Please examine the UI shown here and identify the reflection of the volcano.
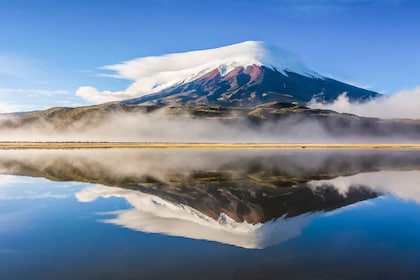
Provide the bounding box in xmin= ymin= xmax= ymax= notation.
xmin=0 ymin=149 xmax=419 ymax=248
xmin=76 ymin=185 xmax=315 ymax=249
xmin=75 ymin=168 xmax=420 ymax=249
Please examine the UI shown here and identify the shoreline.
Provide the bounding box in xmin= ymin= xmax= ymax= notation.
xmin=0 ymin=142 xmax=420 ymax=149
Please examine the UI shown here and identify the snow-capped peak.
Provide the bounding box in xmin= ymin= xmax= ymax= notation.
xmin=79 ymin=41 xmax=321 ymax=103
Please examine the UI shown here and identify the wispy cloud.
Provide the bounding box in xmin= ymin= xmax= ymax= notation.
xmin=0 ymin=88 xmax=71 ymax=97
xmin=0 ymin=54 xmax=44 ymax=84
xmin=268 ymin=0 xmax=404 ymax=8
xmin=0 ymin=55 xmax=29 ymax=79
xmin=253 ymin=0 xmax=406 ymax=15
xmin=0 ymin=88 xmax=79 ymax=113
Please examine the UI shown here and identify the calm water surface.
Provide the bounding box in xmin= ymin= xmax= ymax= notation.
xmin=0 ymin=149 xmax=419 ymax=279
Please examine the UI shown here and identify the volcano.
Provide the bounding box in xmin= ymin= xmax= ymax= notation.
xmin=78 ymin=41 xmax=381 ymax=107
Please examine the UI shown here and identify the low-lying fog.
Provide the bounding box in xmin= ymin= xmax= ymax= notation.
xmin=0 ymin=108 xmax=418 ymax=143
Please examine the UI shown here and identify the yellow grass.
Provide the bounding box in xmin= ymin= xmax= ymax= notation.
xmin=0 ymin=142 xmax=420 ymax=149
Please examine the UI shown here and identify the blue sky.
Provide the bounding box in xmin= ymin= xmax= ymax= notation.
xmin=0 ymin=0 xmax=419 ymax=112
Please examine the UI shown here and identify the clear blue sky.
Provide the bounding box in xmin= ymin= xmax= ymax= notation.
xmin=0 ymin=0 xmax=419 ymax=111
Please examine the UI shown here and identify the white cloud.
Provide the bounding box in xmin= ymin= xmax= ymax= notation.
xmin=308 ymin=87 xmax=420 ymax=119
xmin=76 ymin=41 xmax=319 ymax=104
xmin=75 ymin=86 xmax=133 ymax=103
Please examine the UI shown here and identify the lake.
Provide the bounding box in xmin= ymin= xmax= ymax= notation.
xmin=0 ymin=149 xmax=419 ymax=279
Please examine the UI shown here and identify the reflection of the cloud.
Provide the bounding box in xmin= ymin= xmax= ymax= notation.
xmin=0 ymin=175 xmax=24 ymax=188
xmin=76 ymin=185 xmax=315 ymax=249
xmin=307 ymin=170 xmax=420 ymax=204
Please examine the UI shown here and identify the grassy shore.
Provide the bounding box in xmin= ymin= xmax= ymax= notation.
xmin=0 ymin=142 xmax=420 ymax=149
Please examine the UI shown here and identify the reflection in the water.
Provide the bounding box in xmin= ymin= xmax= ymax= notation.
xmin=0 ymin=149 xmax=419 ymax=249
xmin=0 ymin=149 xmax=399 ymax=223
xmin=1 ymin=149 xmax=420 ymax=279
